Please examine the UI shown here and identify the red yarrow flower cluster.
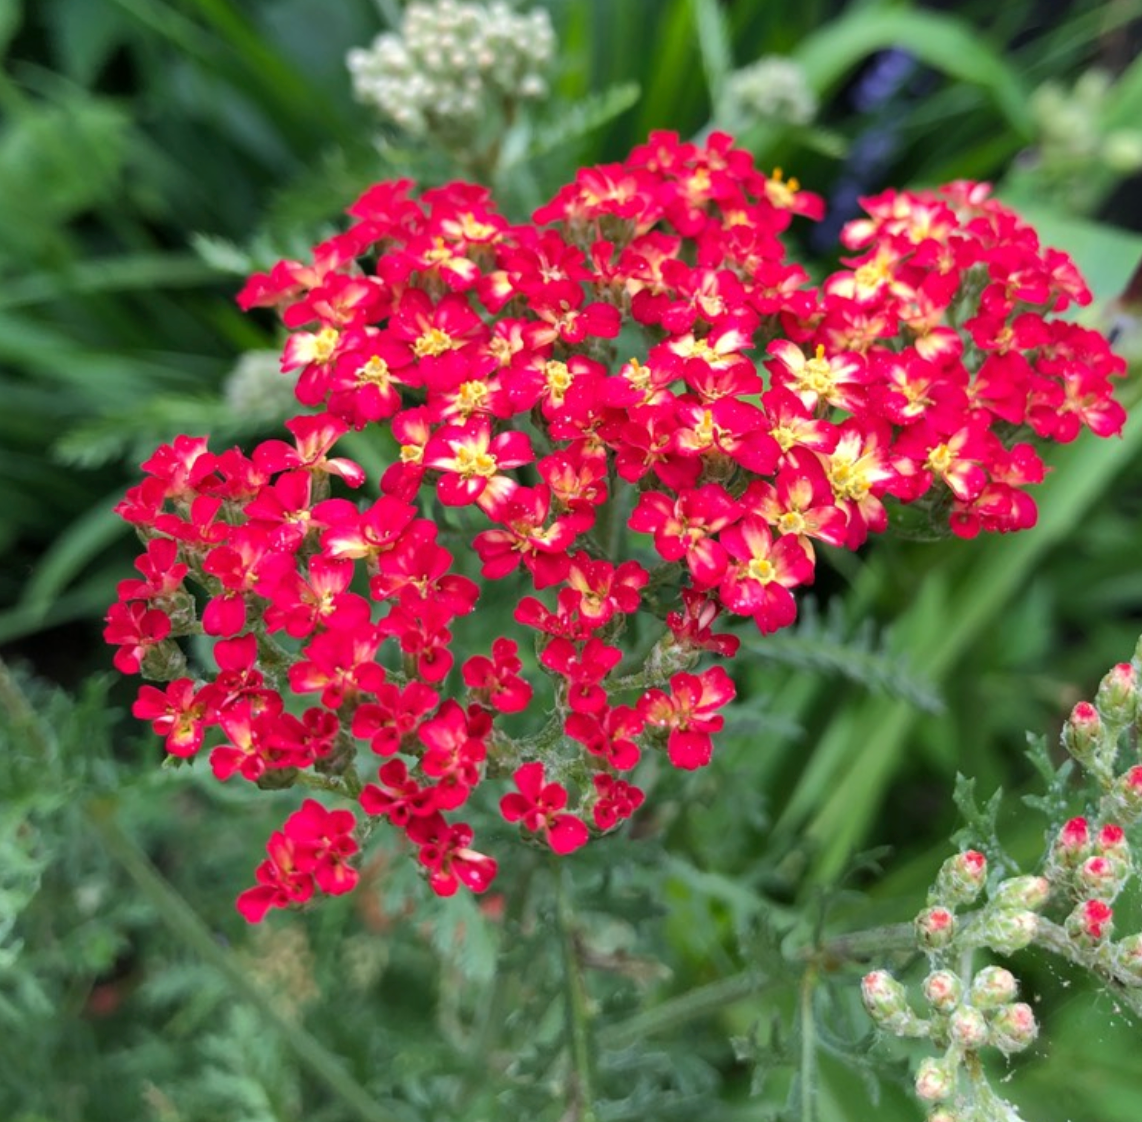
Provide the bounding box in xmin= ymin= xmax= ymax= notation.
xmin=105 ymin=132 xmax=1125 ymax=921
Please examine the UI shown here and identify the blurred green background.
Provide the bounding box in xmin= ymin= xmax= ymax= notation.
xmin=3 ymin=1 xmax=1142 ymax=1119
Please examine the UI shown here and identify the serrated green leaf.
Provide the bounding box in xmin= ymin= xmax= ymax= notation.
xmin=510 ymin=82 xmax=641 ymax=167
xmin=738 ymin=597 xmax=944 ymax=714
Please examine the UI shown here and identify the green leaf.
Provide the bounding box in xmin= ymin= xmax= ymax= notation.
xmin=688 ymin=0 xmax=733 ymax=111
xmin=0 ymin=95 xmax=131 ymax=260
xmin=509 ymin=82 xmax=641 ymax=167
xmin=17 ymin=496 xmax=127 ymax=613
xmin=793 ymin=8 xmax=1034 ymax=139
xmin=737 ymin=597 xmax=944 ymax=714
xmin=0 ymin=0 xmax=20 ymax=60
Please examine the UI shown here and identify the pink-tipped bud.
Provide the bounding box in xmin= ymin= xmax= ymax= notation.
xmin=922 ymin=970 xmax=962 ymax=1013
xmin=1096 ymin=822 xmax=1130 ymax=860
xmin=915 ymin=906 xmax=956 ymax=950
xmin=989 ymin=1002 xmax=1038 ymax=1054
xmin=1111 ymin=766 xmax=1142 ymax=822
xmin=948 ymin=1005 xmax=989 ymax=1050
xmin=1096 ymin=662 xmax=1137 ymax=727
xmin=861 ymin=970 xmax=915 ymax=1032
xmin=1066 ymin=898 xmax=1114 ymax=944
xmin=1052 ymin=817 xmax=1091 ymax=868
xmin=914 ymin=1055 xmax=956 ymax=1102
xmin=934 ymin=850 xmax=987 ymax=906
xmin=992 ymin=874 xmax=1051 ymax=911
xmin=1062 ymin=700 xmax=1103 ymax=765
xmin=970 ymin=965 xmax=1018 ymax=1009
xmin=973 ymin=909 xmax=1039 ymax=955
xmin=1076 ymin=855 xmax=1129 ymax=900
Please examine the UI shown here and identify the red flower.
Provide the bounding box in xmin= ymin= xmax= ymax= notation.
xmin=639 ymin=666 xmax=737 ymax=769
xmin=500 ymin=762 xmax=589 ymax=854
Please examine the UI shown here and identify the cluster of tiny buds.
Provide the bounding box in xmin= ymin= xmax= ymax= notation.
xmin=347 ymin=0 xmax=554 ymax=141
xmin=1030 ymin=69 xmax=1142 ymax=179
xmin=865 ymin=645 xmax=1142 ymax=1116
xmin=862 ymin=961 xmax=1038 ymax=1104
xmin=724 ymin=56 xmax=818 ymax=128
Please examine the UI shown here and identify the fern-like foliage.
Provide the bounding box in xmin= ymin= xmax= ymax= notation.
xmin=511 ymin=83 xmax=641 ymax=166
xmin=737 ymin=597 xmax=945 ymax=713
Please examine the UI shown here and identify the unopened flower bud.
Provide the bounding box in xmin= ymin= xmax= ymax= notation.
xmin=861 ymin=970 xmax=919 ymax=1033
xmin=991 ymin=874 xmax=1051 ymax=911
xmin=915 ymin=1055 xmax=956 ymax=1102
xmin=141 ymin=639 xmax=189 ymax=681
xmin=972 ymin=909 xmax=1039 ymax=954
xmin=926 ymin=1109 xmax=964 ymax=1122
xmin=1062 ymin=700 xmax=1102 ymax=766
xmin=1111 ymin=766 xmax=1142 ymax=822
xmin=1112 ymin=932 xmax=1142 ymax=984
xmin=1066 ymin=898 xmax=1114 ymax=944
xmin=1076 ymin=855 xmax=1129 ymax=899
xmin=916 ymin=906 xmax=956 ymax=950
xmin=948 ymin=1005 xmax=989 ymax=1049
xmin=1096 ymin=662 xmax=1137 ymax=727
xmin=923 ymin=970 xmax=962 ymax=1013
xmin=1096 ymin=822 xmax=1130 ymax=860
xmin=989 ymin=1001 xmax=1038 ymax=1054
xmin=1052 ymin=817 xmax=1091 ymax=869
xmin=933 ymin=850 xmax=987 ymax=906
xmin=970 ymin=965 xmax=1019 ymax=1009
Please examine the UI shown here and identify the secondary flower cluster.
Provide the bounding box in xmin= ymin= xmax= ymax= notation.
xmin=863 ymin=648 xmax=1142 ymax=1119
xmin=105 ymin=131 xmax=1125 ymax=921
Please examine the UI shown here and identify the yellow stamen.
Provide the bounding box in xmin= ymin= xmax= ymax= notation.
xmin=414 ymin=327 xmax=455 ymax=358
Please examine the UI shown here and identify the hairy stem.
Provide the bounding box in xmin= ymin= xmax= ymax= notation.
xmin=556 ymin=863 xmax=600 ymax=1121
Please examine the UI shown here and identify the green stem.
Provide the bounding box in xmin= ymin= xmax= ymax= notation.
xmin=599 ymin=970 xmax=775 ymax=1048
xmin=802 ymin=922 xmax=918 ymax=968
xmin=800 ymin=968 xmax=818 ymax=1122
xmin=555 ymin=863 xmax=600 ymax=1122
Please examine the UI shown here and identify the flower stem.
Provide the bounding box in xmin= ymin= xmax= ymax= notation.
xmin=800 ymin=967 xmax=818 ymax=1122
xmin=555 ymin=862 xmax=600 ymax=1121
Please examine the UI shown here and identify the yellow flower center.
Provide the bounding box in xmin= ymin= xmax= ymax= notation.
xmin=795 ymin=344 xmax=836 ymax=398
xmin=423 ymin=237 xmax=456 ymax=265
xmin=456 ymin=381 xmax=489 ymax=414
xmin=926 ymin=444 xmax=953 ymax=474
xmin=544 ymin=360 xmax=573 ymax=395
xmin=312 ymin=326 xmax=340 ymax=364
xmin=399 ymin=444 xmax=423 ymax=464
xmin=765 ymin=168 xmax=801 ymax=209
xmin=357 ymin=355 xmax=391 ymax=387
xmin=828 ymin=458 xmax=871 ymax=502
xmin=414 ymin=327 xmax=455 ymax=358
xmin=455 ymin=445 xmax=499 ymax=479
xmin=489 ymin=337 xmax=515 ymax=366
xmin=747 ymin=557 xmax=776 ymax=584
xmin=777 ymin=511 xmax=806 ymax=536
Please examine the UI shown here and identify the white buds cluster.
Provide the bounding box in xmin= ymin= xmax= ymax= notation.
xmin=724 ymin=56 xmax=817 ymax=127
xmin=347 ymin=1 xmax=555 ymax=142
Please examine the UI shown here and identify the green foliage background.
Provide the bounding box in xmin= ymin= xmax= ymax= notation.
xmin=3 ymin=1 xmax=1142 ymax=1120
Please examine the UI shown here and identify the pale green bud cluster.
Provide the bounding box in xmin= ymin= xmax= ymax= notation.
xmin=1031 ymin=69 xmax=1142 ymax=176
xmin=224 ymin=349 xmax=299 ymax=425
xmin=724 ymin=56 xmax=817 ymax=127
xmin=347 ymin=1 xmax=554 ymax=141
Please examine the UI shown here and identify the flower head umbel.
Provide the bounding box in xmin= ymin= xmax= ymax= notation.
xmin=107 ymin=131 xmax=1126 ymax=923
